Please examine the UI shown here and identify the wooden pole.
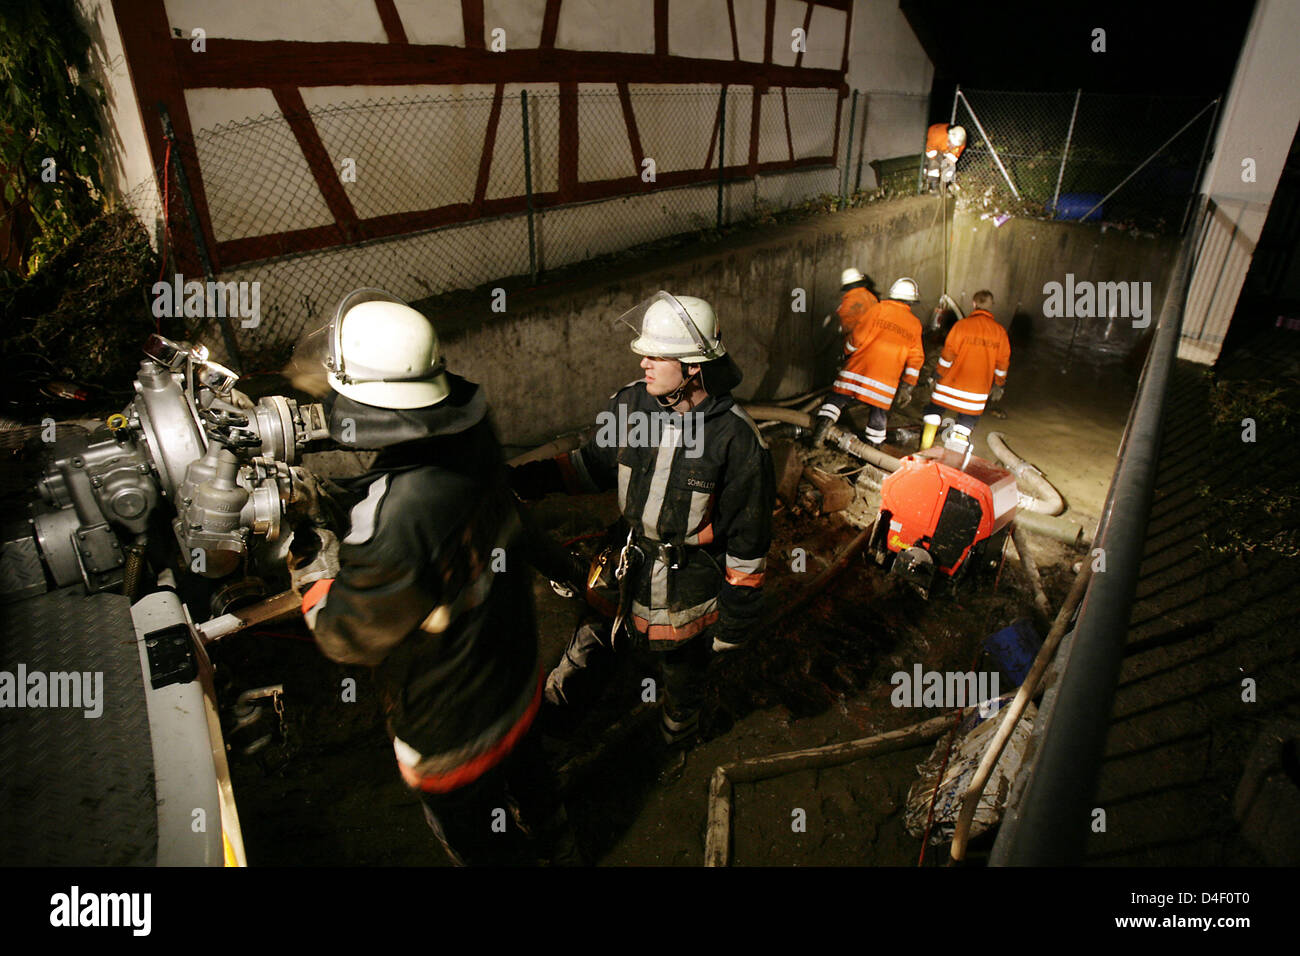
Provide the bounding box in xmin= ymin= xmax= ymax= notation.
xmin=704 ymin=710 xmax=962 ymax=866
xmin=949 ymin=560 xmax=1094 ymax=862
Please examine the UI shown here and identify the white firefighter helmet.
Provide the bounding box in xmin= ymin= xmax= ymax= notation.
xmin=323 ymin=289 xmax=450 ymax=409
xmin=888 ymin=277 xmax=920 ymax=302
xmin=948 ymin=125 xmax=966 ymax=148
xmin=841 ymin=267 xmax=865 ymax=287
xmin=622 ymin=291 xmax=726 ymax=363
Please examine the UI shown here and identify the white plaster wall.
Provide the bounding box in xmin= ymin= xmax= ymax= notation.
xmin=1180 ymin=0 xmax=1300 ymax=363
xmin=577 ymin=84 xmax=637 ymax=181
xmin=732 ymin=0 xmax=766 ymax=62
xmin=667 ymin=0 xmax=732 ymax=61
xmin=631 ymin=84 xmax=723 ymax=174
xmin=484 ymin=0 xmax=548 ymax=48
xmin=184 ymin=88 xmax=334 ymax=240
xmin=78 ymin=0 xmax=161 ymax=227
xmin=756 ymin=88 xmax=789 ymax=163
xmin=489 ymin=83 xmax=561 ymax=199
xmin=803 ymin=3 xmax=845 ymax=71
xmin=787 ymin=87 xmax=838 ymax=159
xmin=164 ymin=0 xmax=387 ymax=42
xmin=556 ymin=0 xmax=655 ymax=53
xmin=843 ymin=1 xmax=933 ymax=188
xmin=768 ymin=0 xmax=805 ymax=68
xmin=392 ymin=0 xmax=465 ymax=45
xmin=845 ymin=0 xmax=931 ymax=95
xmin=857 ymin=92 xmax=929 ymax=186
xmin=304 ymin=84 xmax=497 ymax=217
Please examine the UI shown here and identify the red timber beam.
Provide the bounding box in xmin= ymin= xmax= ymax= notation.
xmin=272 ymin=87 xmax=360 ymax=243
xmin=110 ymin=0 xmax=220 ymax=274
xmin=462 ymin=0 xmax=485 ymax=49
xmin=472 ymin=84 xmax=505 ymax=211
xmin=171 ymin=41 xmax=844 ymax=90
xmin=558 ymin=82 xmax=579 ymax=201
xmin=726 ymin=0 xmax=740 ymax=61
xmin=540 ymin=0 xmax=562 ymax=48
xmin=616 ymin=82 xmax=646 ymax=173
xmin=374 ymin=0 xmax=409 ymax=44
xmin=832 ymin=0 xmax=853 ymax=166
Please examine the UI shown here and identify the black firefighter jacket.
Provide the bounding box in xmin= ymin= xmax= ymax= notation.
xmin=519 ymin=381 xmax=775 ymax=649
xmin=301 ymin=375 xmax=541 ymax=793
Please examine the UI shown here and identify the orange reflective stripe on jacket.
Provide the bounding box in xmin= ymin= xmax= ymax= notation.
xmin=932 ymin=309 xmax=1011 ymax=415
xmin=834 ymin=299 xmax=925 ymax=410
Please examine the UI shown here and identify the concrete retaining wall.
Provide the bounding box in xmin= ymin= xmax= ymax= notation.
xmin=434 ymin=196 xmax=1179 ymax=447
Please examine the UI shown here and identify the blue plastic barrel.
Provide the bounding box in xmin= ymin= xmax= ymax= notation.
xmin=983 ymin=618 xmax=1042 ymax=687
xmin=1050 ymin=193 xmax=1104 ymax=221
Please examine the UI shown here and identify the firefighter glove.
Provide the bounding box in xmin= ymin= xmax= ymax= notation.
xmin=288 ymin=526 xmax=340 ymax=595
xmin=896 ymin=383 xmax=914 ymax=407
xmin=989 ymin=384 xmax=1004 ymax=404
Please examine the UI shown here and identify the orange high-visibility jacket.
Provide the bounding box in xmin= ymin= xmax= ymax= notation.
xmin=834 ymin=299 xmax=924 ymax=410
xmin=932 ymin=309 xmax=1010 ymax=415
xmin=836 ymin=286 xmax=879 ymax=346
xmin=925 ymin=123 xmax=965 ymax=162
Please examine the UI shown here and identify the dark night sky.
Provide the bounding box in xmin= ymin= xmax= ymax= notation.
xmin=900 ymin=0 xmax=1258 ymax=118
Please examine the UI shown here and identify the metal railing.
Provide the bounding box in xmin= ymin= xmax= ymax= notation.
xmin=989 ymin=194 xmax=1213 ymax=864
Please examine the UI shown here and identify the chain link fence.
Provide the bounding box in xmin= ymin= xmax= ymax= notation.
xmin=121 ymin=85 xmax=851 ymax=366
xmin=949 ymin=88 xmax=1218 ymax=235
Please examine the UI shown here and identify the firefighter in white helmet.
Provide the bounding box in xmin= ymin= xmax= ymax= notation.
xmin=511 ymin=291 xmax=774 ymax=756
xmin=834 ymin=267 xmax=879 ymax=343
xmin=924 ymin=123 xmax=967 ymax=193
xmin=813 ymin=277 xmax=925 ymax=446
xmin=288 ymin=288 xmax=577 ymax=865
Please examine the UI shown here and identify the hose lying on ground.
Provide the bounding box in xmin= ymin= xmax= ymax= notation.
xmin=986 ymin=431 xmax=1065 ymax=516
xmin=741 ymin=405 xmax=1086 ymax=545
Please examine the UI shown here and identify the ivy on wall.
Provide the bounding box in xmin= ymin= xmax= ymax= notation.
xmin=1 ymin=0 xmax=107 ymax=278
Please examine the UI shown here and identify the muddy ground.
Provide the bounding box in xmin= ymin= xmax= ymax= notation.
xmin=212 ymin=337 xmax=1128 ymax=867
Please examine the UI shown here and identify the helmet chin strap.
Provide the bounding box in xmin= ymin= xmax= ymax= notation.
xmin=654 ymin=363 xmax=700 ymax=409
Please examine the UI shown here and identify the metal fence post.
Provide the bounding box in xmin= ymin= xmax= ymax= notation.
xmin=957 ymin=89 xmax=1021 ymax=200
xmin=854 ymin=93 xmax=868 ymax=192
xmin=158 ymin=103 xmax=243 ymax=370
xmin=1052 ymin=88 xmax=1081 ymax=216
xmin=841 ymin=89 xmax=858 ymax=208
xmin=1180 ymin=97 xmax=1221 ymax=235
xmin=717 ymin=85 xmax=726 ymax=230
xmin=521 ymin=90 xmax=538 ymax=283
xmin=1079 ymin=98 xmax=1220 ymax=222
